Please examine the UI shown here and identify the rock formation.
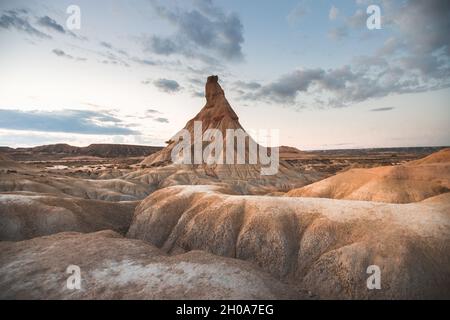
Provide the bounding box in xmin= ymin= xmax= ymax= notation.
xmin=142 ymin=76 xmax=245 ymax=166
xmin=127 ymin=184 xmax=450 ymax=299
xmin=130 ymin=76 xmax=320 ymax=194
xmin=286 ymin=148 xmax=450 ymax=203
xmin=0 ymin=193 xmax=137 ymax=241
xmin=0 ymin=230 xmax=302 ymax=299
xmin=0 ymin=154 xmax=153 ymax=241
xmin=0 ymin=170 xmax=151 ymax=201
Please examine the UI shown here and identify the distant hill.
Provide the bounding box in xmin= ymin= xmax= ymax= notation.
xmin=1 ymin=143 xmax=163 ymax=161
xmin=286 ymin=148 xmax=450 ymax=203
xmin=78 ymin=144 xmax=162 ymax=158
xmin=0 ymin=153 xmax=11 ymax=161
xmin=278 ymin=145 xmax=305 ymax=159
xmin=26 ymin=144 xmax=81 ymax=154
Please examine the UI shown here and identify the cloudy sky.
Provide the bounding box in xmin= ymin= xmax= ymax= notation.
xmin=0 ymin=0 xmax=449 ymax=149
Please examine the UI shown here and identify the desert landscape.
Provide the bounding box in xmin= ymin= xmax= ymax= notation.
xmin=1 ymin=76 xmax=449 ymax=300
xmin=1 ymin=0 xmax=449 ymax=303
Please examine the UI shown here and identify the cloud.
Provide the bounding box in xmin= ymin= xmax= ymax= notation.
xmin=385 ymin=0 xmax=450 ymax=56
xmin=287 ymin=3 xmax=308 ymax=25
xmin=146 ymin=0 xmax=244 ymax=62
xmin=1 ymin=10 xmax=83 ymax=40
xmin=99 ymin=51 xmax=130 ymax=67
xmin=370 ymin=107 xmax=395 ymax=112
xmin=37 ymin=16 xmax=65 ymax=34
xmin=234 ymin=80 xmax=261 ymax=90
xmin=0 ymin=109 xmax=138 ymax=135
xmin=135 ymin=109 xmax=169 ymax=122
xmin=82 ymin=102 xmax=109 ymax=109
xmin=327 ymin=8 xmax=365 ymax=41
xmin=346 ymin=8 xmax=366 ymax=29
xmin=249 ymin=0 xmax=450 ymax=108
xmin=376 ymin=37 xmax=404 ymax=56
xmin=326 ymin=7 xmax=367 ymax=42
xmin=99 ymin=41 xmax=129 ymax=57
xmin=329 ymin=5 xmax=339 ymax=20
xmin=153 ymin=78 xmax=181 ymax=93
xmin=145 ymin=109 xmax=161 ymax=115
xmin=188 ymin=78 xmax=204 ymax=86
xmin=37 ymin=15 xmax=84 ymax=39
xmin=149 ymin=36 xmax=178 ymax=55
xmin=52 ymin=49 xmax=86 ymax=61
xmin=191 ymin=91 xmax=204 ymax=98
xmin=253 ymin=69 xmax=324 ymax=103
xmin=245 ymin=58 xmax=448 ymax=107
xmin=52 ymin=49 xmax=72 ymax=58
xmin=154 ymin=117 xmax=169 ymax=123
xmin=0 ymin=10 xmax=50 ymax=39
xmin=328 ymin=26 xmax=348 ymax=40
xmin=97 ymin=40 xmax=160 ymax=67
xmin=99 ymin=41 xmax=113 ymax=49
xmin=131 ymin=56 xmax=156 ymax=66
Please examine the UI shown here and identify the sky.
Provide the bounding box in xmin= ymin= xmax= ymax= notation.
xmin=0 ymin=0 xmax=449 ymax=150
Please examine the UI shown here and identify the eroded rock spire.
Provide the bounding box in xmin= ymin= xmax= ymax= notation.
xmin=205 ymin=75 xmax=224 ymax=106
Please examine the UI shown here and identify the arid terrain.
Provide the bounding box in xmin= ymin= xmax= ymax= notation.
xmin=0 ymin=77 xmax=449 ymax=300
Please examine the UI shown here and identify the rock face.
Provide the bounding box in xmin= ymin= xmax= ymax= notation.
xmin=409 ymin=147 xmax=450 ymax=165
xmin=127 ymin=185 xmax=450 ymax=299
xmin=133 ymin=76 xmax=320 ymax=194
xmin=0 ymin=230 xmax=301 ymax=299
xmin=0 ymin=170 xmax=152 ymax=201
xmin=0 ymin=153 xmax=11 ymax=161
xmin=0 ymin=193 xmax=137 ymax=241
xmin=142 ymin=76 xmax=243 ymax=167
xmin=0 ymin=160 xmax=152 ymax=241
xmin=0 ymin=153 xmax=24 ymax=171
xmin=286 ymin=148 xmax=450 ymax=203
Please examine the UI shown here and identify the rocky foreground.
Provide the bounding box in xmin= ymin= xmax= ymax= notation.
xmin=1 ymin=179 xmax=449 ymax=299
xmin=127 ymin=185 xmax=450 ymax=299
xmin=0 ymin=231 xmax=301 ymax=299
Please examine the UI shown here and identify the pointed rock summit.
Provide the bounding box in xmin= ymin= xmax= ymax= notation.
xmin=205 ymin=75 xmax=224 ymax=104
xmin=142 ymin=75 xmax=247 ymax=166
xmin=183 ymin=75 xmax=243 ymax=136
xmin=138 ymin=75 xmax=317 ymax=192
xmin=202 ymin=75 xmax=239 ymax=122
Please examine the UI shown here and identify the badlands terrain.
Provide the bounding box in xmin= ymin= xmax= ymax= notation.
xmin=0 ymin=76 xmax=449 ymax=299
